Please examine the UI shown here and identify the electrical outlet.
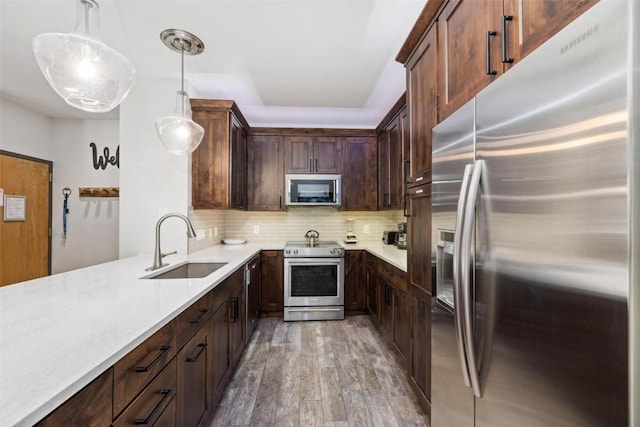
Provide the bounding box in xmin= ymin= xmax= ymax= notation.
xmin=208 ymin=228 xmax=213 ymax=238
xmin=196 ymin=229 xmax=205 ymax=241
xmin=363 ymin=225 xmax=370 ymax=234
xmin=214 ymin=227 xmax=218 ymax=236
xmin=253 ymin=225 xmax=260 ymax=234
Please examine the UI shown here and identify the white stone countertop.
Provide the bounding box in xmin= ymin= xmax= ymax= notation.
xmin=0 ymin=240 xmax=405 ymax=426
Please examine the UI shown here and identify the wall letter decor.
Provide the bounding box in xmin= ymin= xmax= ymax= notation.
xmin=90 ymin=143 xmax=119 ymax=170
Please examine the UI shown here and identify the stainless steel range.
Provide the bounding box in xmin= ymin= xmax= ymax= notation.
xmin=283 ymin=239 xmax=345 ymax=321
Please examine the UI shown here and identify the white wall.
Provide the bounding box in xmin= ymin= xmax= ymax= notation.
xmin=50 ymin=120 xmax=119 ymax=274
xmin=119 ymin=79 xmax=191 ymax=260
xmin=0 ymin=97 xmax=52 ymax=160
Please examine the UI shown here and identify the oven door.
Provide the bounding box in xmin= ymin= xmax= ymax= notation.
xmin=284 ymin=257 xmax=344 ymax=307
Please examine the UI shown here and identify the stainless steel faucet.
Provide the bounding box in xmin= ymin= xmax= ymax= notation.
xmin=146 ymin=213 xmax=197 ymax=271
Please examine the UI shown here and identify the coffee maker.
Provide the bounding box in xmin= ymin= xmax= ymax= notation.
xmin=397 ymin=222 xmax=407 ymax=249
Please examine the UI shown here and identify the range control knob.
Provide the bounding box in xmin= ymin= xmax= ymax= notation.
xmin=285 ymin=249 xmax=290 ymax=255
xmin=293 ymin=249 xmax=299 ymax=255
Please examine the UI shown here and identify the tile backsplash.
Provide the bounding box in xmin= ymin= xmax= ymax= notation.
xmin=189 ymin=208 xmax=405 ymax=251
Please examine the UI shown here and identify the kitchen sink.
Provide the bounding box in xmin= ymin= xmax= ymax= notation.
xmin=145 ymin=262 xmax=228 ymax=279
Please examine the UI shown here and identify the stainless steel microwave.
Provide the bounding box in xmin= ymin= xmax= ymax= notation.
xmin=285 ymin=174 xmax=342 ymax=207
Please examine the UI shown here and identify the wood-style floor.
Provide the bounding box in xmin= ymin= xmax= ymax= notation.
xmin=211 ymin=316 xmax=429 ymax=426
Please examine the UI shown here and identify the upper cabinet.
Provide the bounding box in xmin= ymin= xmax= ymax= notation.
xmin=505 ymin=0 xmax=600 ymax=65
xmin=342 ymin=136 xmax=378 ymax=211
xmin=406 ymin=24 xmax=437 ymax=186
xmin=247 ymin=134 xmax=284 ymax=211
xmin=191 ymin=100 xmax=250 ymax=210
xmin=437 ymin=0 xmax=600 ymax=120
xmin=284 ymin=135 xmax=342 ymax=174
xmin=438 ymin=0 xmax=504 ymax=120
xmin=377 ymin=99 xmax=406 ymax=210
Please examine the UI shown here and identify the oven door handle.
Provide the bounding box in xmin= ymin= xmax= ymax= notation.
xmin=286 ymin=308 xmax=343 ymax=312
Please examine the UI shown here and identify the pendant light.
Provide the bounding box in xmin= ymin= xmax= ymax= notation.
xmin=32 ymin=0 xmax=135 ymax=113
xmin=154 ymin=29 xmax=205 ymax=156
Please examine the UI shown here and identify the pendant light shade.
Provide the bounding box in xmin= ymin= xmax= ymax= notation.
xmin=155 ymin=29 xmax=205 ymax=156
xmin=155 ymin=91 xmax=204 ymax=155
xmin=32 ymin=0 xmax=135 ymax=113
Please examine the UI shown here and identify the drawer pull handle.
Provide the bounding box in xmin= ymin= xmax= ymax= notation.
xmin=416 ymin=176 xmax=424 ymax=182
xmin=187 ymin=343 xmax=207 ymax=362
xmin=230 ymin=297 xmax=239 ymax=322
xmin=135 ymin=345 xmax=171 ymax=372
xmin=189 ymin=308 xmax=210 ymax=324
xmin=501 ymin=15 xmax=514 ymax=63
xmin=135 ymin=389 xmax=172 ymax=425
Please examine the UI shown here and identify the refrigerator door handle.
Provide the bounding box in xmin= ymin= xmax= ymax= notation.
xmin=453 ymin=163 xmax=474 ymax=388
xmin=461 ymin=159 xmax=484 ymax=398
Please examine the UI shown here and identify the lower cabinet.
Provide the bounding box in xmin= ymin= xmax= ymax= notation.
xmin=35 ymin=368 xmax=113 ymax=427
xmin=367 ymin=253 xmax=410 ymax=369
xmin=37 ymin=263 xmax=252 ymax=427
xmin=260 ymin=250 xmax=284 ymax=314
xmin=345 ymin=250 xmax=367 ymax=313
xmin=409 ymin=284 xmax=431 ymax=413
xmin=177 ymin=324 xmax=213 ymax=427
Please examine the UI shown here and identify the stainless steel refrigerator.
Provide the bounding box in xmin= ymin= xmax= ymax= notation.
xmin=430 ymin=0 xmax=638 ymax=425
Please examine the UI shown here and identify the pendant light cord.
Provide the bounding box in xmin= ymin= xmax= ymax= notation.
xmin=180 ymin=42 xmax=185 ymax=115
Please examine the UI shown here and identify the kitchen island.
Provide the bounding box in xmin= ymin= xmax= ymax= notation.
xmin=0 ymin=241 xmax=405 ymax=426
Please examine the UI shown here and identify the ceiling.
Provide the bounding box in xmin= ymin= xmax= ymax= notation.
xmin=0 ymin=0 xmax=425 ymax=128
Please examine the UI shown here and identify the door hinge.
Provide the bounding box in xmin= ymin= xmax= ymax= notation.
xmin=49 ymin=227 xmax=52 ymax=238
xmin=49 ymin=173 xmax=53 ymax=183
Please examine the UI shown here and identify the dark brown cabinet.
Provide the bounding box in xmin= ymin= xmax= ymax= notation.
xmin=378 ymin=114 xmax=403 ymax=210
xmin=211 ymin=298 xmax=230 ymax=405
xmin=406 ymin=24 xmax=437 ymax=186
xmin=229 ymin=280 xmax=246 ymax=368
xmin=247 ymin=135 xmax=284 ymax=211
xmin=260 ymin=250 xmax=284 ymax=314
xmin=284 ymin=135 xmax=342 ymax=174
xmin=504 ymin=0 xmax=599 ymax=68
xmin=36 ymin=369 xmax=113 ymax=427
xmin=409 ymin=284 xmax=432 ymax=414
xmin=408 ymin=184 xmax=432 ymax=294
xmin=230 ymin=114 xmax=248 ymax=210
xmin=177 ymin=323 xmax=213 ymax=427
xmin=246 ymin=254 xmax=261 ymax=341
xmin=438 ymin=0 xmax=504 ymax=120
xmin=344 ymin=250 xmax=366 ymax=313
xmin=366 ymin=257 xmax=379 ymax=319
xmin=191 ymin=100 xmax=249 ymax=210
xmin=342 ymin=136 xmax=378 ymax=211
xmin=367 ymin=253 xmax=410 ymax=368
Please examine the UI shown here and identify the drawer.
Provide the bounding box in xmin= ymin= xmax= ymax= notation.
xmin=380 ymin=261 xmax=408 ymax=293
xmin=113 ymin=320 xmax=176 ymax=417
xmin=176 ymin=290 xmax=214 ymax=350
xmin=113 ymin=358 xmax=177 ymax=427
xmin=211 ymin=268 xmax=244 ymax=313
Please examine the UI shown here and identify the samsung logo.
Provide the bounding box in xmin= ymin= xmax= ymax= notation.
xmin=560 ymin=24 xmax=599 ymax=54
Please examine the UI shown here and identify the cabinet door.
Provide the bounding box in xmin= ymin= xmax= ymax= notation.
xmin=367 ymin=266 xmax=379 ymax=320
xmin=506 ymin=0 xmax=599 ymax=64
xmin=211 ymin=302 xmax=230 ymax=405
xmin=344 ymin=250 xmax=366 ymax=312
xmin=379 ymin=280 xmax=394 ymax=340
xmin=314 ymin=136 xmax=342 ymax=173
xmin=392 ymin=287 xmax=411 ymax=368
xmin=260 ymin=250 xmax=284 ymax=313
xmin=284 ymin=136 xmax=313 ymax=173
xmin=408 ymin=184 xmax=432 ymax=294
xmin=342 ymin=136 xmax=378 ymax=211
xmin=248 ymin=135 xmax=284 ymax=211
xmin=192 ymin=110 xmax=230 ymax=209
xmin=406 ymin=24 xmax=437 ymax=186
xmin=438 ymin=0 xmax=503 ymax=121
xmin=379 ymin=118 xmax=403 ymax=210
xmin=410 ymin=284 xmax=431 ymax=409
xmin=228 ymin=282 xmax=246 ymax=368
xmin=177 ymin=324 xmax=213 ymax=427
xmin=36 ymin=369 xmax=113 ymax=427
xmin=230 ymin=114 xmax=247 ymax=210
xmin=246 ymin=255 xmax=262 ymax=341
